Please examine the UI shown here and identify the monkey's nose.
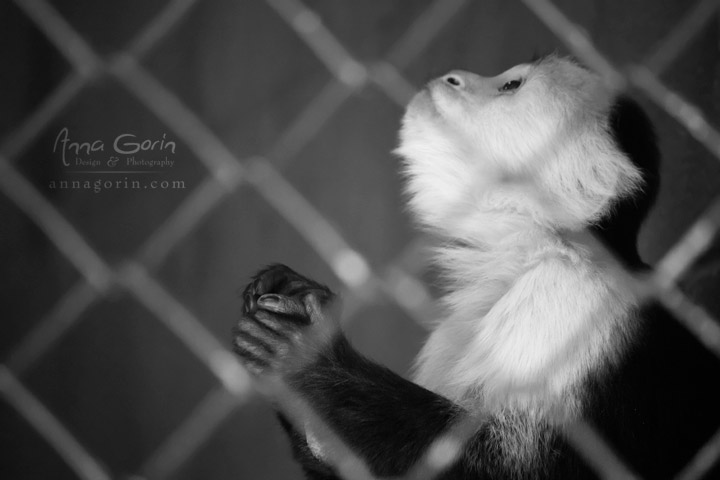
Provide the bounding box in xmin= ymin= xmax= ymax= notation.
xmin=442 ymin=74 xmax=464 ymax=89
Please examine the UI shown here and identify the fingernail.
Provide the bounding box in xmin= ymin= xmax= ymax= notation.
xmin=258 ymin=294 xmax=280 ymax=308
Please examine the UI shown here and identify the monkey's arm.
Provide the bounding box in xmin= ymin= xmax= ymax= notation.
xmin=289 ymin=335 xmax=463 ymax=477
xmin=233 ymin=264 xmax=469 ymax=478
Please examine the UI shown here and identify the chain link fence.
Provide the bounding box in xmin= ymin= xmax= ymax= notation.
xmin=1 ymin=0 xmax=719 ymax=479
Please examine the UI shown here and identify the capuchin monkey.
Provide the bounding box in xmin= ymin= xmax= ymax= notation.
xmin=233 ymin=56 xmax=720 ymax=479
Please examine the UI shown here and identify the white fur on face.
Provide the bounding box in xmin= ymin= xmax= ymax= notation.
xmin=396 ymin=56 xmax=642 ymax=237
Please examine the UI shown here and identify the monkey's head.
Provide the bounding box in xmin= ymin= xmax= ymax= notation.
xmin=396 ymin=56 xmax=653 ymax=244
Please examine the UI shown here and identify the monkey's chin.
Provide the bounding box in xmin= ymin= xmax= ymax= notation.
xmin=405 ymin=88 xmax=437 ymax=120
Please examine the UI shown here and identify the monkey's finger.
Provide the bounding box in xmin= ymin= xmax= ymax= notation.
xmin=234 ymin=351 xmax=268 ymax=373
xmin=252 ymin=310 xmax=301 ymax=336
xmin=303 ymin=294 xmax=323 ymax=323
xmin=232 ymin=334 xmax=273 ymax=374
xmin=242 ymin=287 xmax=258 ymax=315
xmin=303 ymin=293 xmax=340 ymax=329
xmin=257 ymin=294 xmax=307 ymax=318
xmin=235 ymin=318 xmax=283 ymax=350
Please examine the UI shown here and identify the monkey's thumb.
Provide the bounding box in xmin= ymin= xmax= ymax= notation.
xmin=257 ymin=294 xmax=306 ymax=317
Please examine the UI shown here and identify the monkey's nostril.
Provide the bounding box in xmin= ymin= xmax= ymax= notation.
xmin=443 ymin=75 xmax=463 ymax=88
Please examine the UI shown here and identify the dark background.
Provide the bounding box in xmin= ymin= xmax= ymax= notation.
xmin=1 ymin=0 xmax=719 ymax=479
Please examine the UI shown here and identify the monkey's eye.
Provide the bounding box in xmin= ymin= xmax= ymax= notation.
xmin=499 ymin=79 xmax=522 ymax=92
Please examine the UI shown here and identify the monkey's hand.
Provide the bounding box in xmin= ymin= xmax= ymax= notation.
xmin=233 ymin=264 xmax=340 ymax=381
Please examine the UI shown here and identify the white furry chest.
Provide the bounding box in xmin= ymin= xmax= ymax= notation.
xmin=414 ymin=244 xmax=635 ymax=413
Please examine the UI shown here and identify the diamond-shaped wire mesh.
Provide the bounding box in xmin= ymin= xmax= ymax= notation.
xmin=1 ymin=0 xmax=719 ymax=479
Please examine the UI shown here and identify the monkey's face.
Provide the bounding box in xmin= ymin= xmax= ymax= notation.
xmin=395 ymin=57 xmax=631 ymax=233
xmin=400 ymin=60 xmax=594 ymax=172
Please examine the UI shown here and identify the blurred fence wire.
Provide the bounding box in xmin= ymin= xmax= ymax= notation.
xmin=2 ymin=0 xmax=720 ymax=479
